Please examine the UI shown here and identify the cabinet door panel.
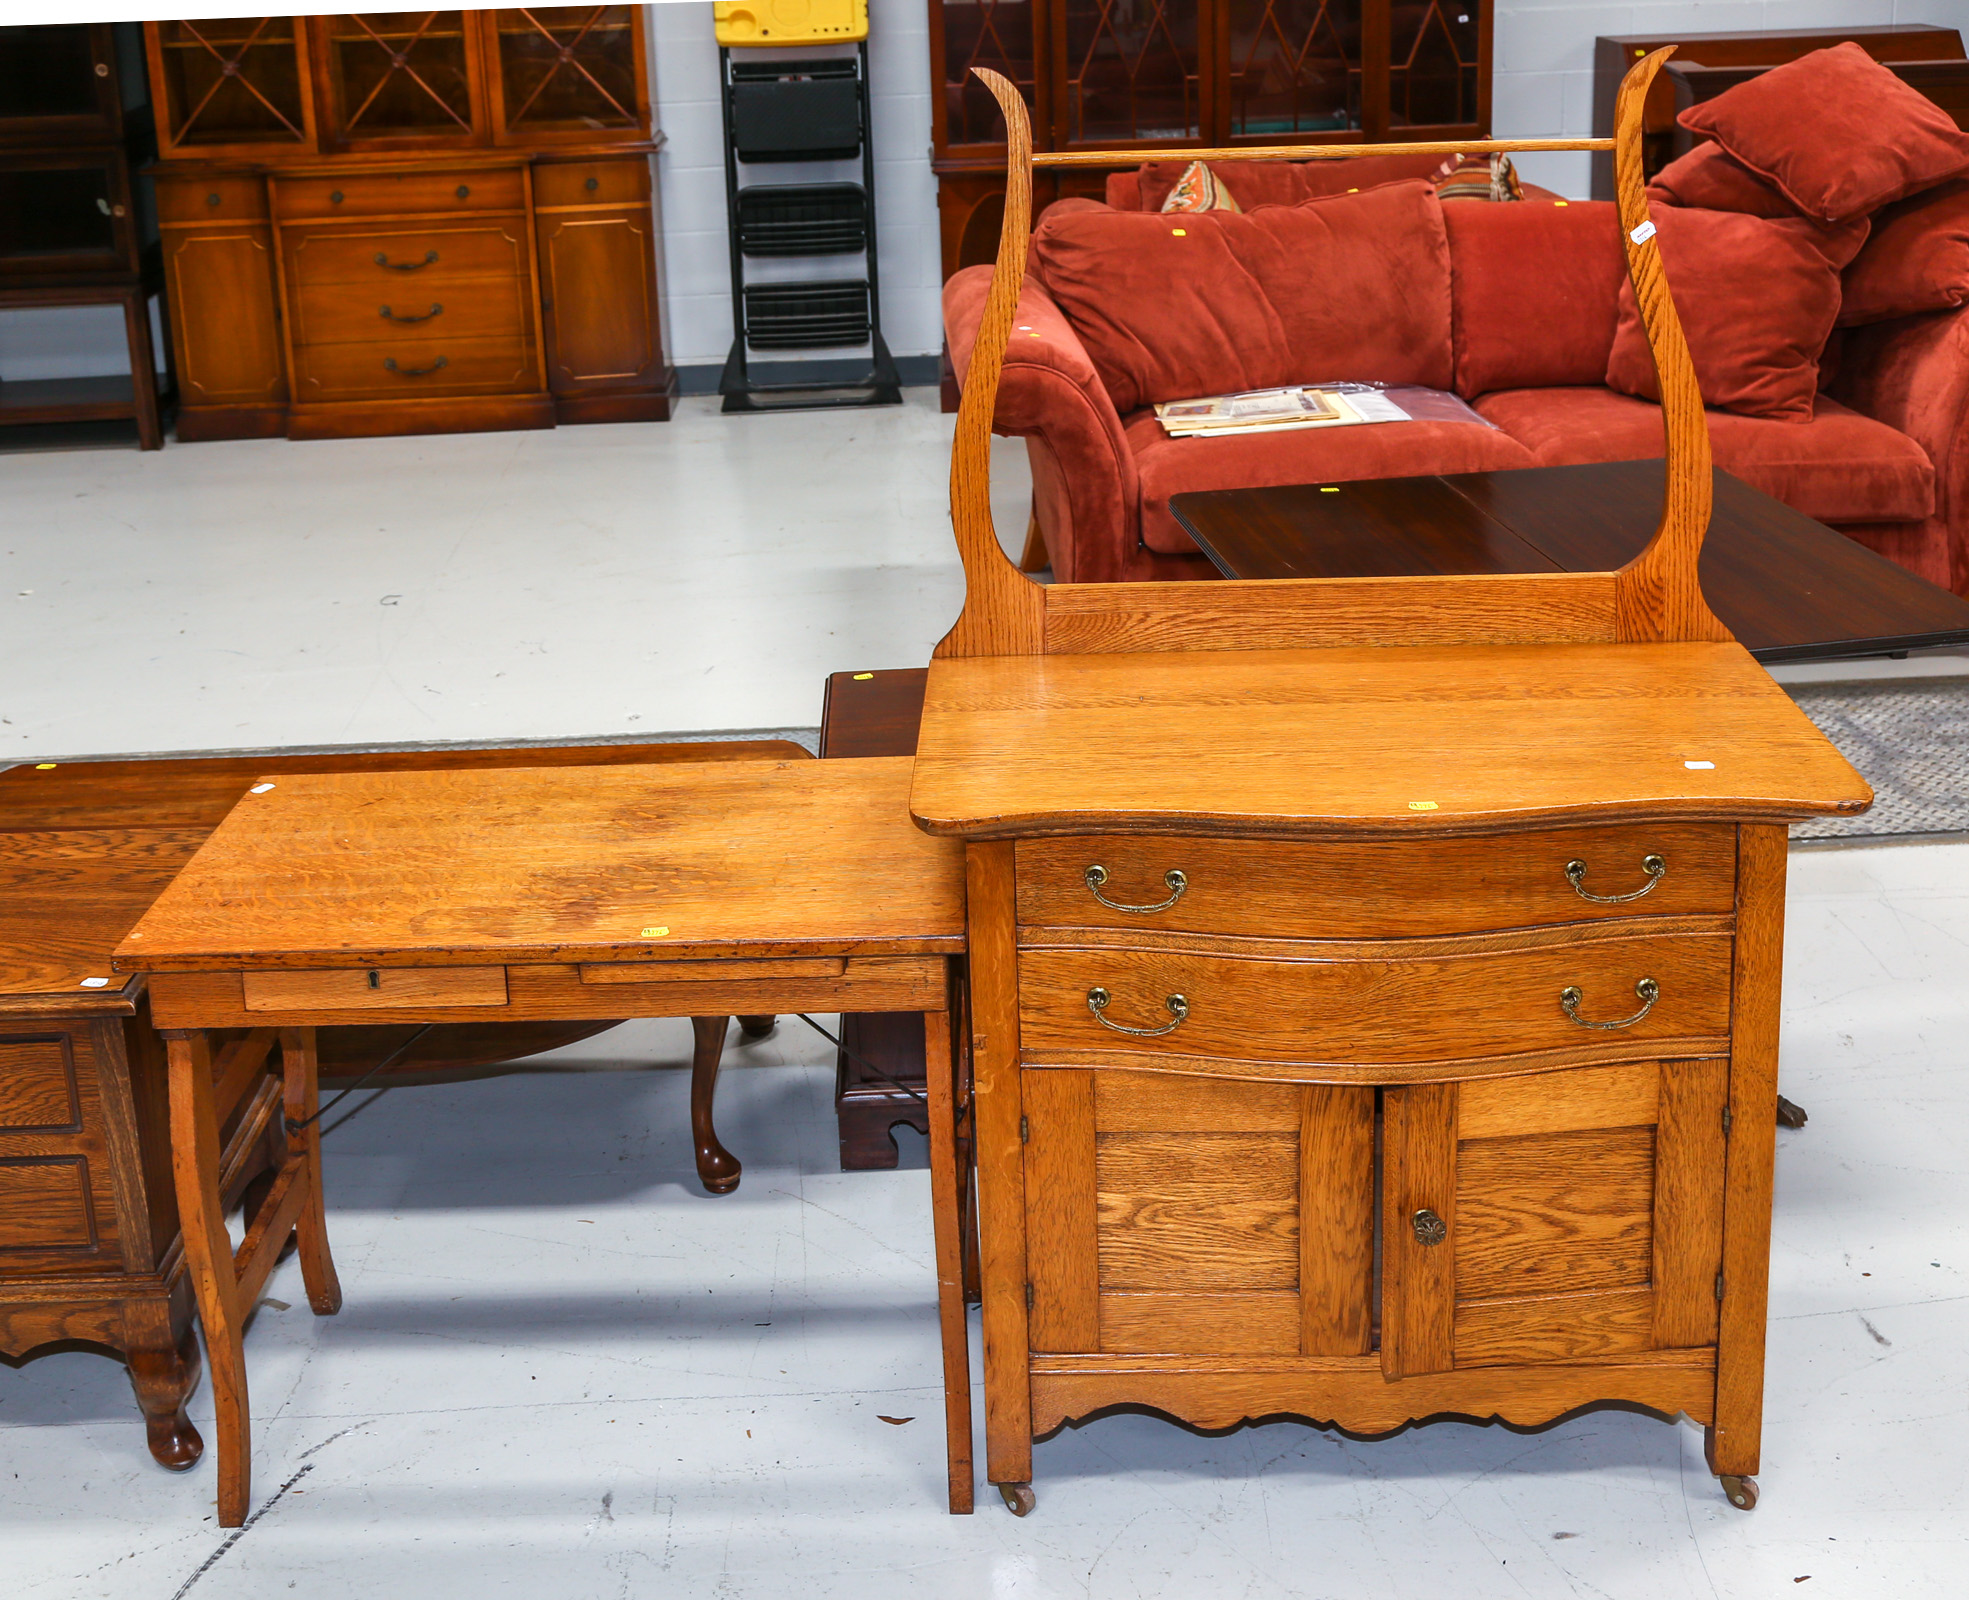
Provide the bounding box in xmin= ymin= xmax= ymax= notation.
xmin=163 ymin=228 xmax=286 ymax=404
xmin=1383 ymin=1059 xmax=1727 ymax=1378
xmin=537 ymin=206 xmax=657 ymax=389
xmin=1024 ymin=1067 xmax=1373 ymax=1356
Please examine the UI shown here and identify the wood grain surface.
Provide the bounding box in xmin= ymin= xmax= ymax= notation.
xmin=1016 ymin=823 xmax=1736 ymax=939
xmin=912 ymin=644 xmax=1868 ymax=839
xmin=114 ymin=758 xmax=962 ymax=972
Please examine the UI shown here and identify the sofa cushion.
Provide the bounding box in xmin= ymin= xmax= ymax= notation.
xmin=1446 ymin=199 xmax=1625 ymax=398
xmin=1842 ymin=180 xmax=1969 ymax=326
xmin=1029 ymin=181 xmax=1455 ymax=416
xmin=1475 ymin=386 xmax=1935 ymax=525
xmin=1125 ymin=409 xmax=1537 ymax=555
xmin=1677 ymin=42 xmax=1969 ymax=222
xmin=1131 ymin=152 xmax=1450 ymax=213
xmin=1605 ymin=206 xmax=1866 ymax=422
xmin=1647 ymin=142 xmax=1795 ymax=219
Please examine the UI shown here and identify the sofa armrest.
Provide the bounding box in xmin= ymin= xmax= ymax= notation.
xmin=942 ymin=266 xmax=1137 ymax=582
xmin=1829 ymin=306 xmax=1969 ymax=590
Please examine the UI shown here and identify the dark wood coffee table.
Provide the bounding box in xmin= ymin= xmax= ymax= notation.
xmin=1172 ymin=459 xmax=1969 ymax=663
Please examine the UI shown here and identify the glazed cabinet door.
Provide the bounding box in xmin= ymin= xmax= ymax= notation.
xmin=1381 ymin=1059 xmax=1727 ymax=1378
xmin=1023 ymin=1067 xmax=1373 ymax=1355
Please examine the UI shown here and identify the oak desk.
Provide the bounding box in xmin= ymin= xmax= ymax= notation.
xmin=110 ymin=756 xmax=973 ymax=1526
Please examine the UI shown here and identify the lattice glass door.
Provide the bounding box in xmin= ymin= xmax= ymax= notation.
xmin=1388 ymin=0 xmax=1480 ymax=130
xmin=153 ymin=17 xmax=312 ymax=151
xmin=940 ymin=0 xmax=1040 ymax=151
xmin=492 ymin=5 xmax=641 ymax=139
xmin=1225 ymin=0 xmax=1360 ymax=138
xmin=1057 ymin=0 xmax=1204 ymax=145
xmin=319 ymin=12 xmax=479 ymax=144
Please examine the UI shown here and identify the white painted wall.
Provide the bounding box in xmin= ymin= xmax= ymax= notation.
xmin=9 ymin=1 xmax=1969 ymax=384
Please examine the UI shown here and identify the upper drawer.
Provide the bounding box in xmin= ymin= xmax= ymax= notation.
xmin=285 ymin=222 xmax=530 ymax=287
xmin=1017 ymin=927 xmax=1734 ymax=1072
xmin=532 ymin=158 xmax=651 ymax=209
xmin=156 ymin=175 xmax=269 ymax=225
xmin=1016 ymin=824 xmax=1736 ymax=941
xmin=241 ymin=967 xmax=508 ymax=1011
xmin=275 ymin=168 xmax=526 ymax=222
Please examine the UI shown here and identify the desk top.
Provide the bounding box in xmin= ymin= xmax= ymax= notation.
xmin=115 ymin=757 xmax=963 ymax=974
xmin=909 ymin=641 xmax=1871 ymax=840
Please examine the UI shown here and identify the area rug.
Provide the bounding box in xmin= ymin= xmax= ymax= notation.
xmin=1787 ymin=678 xmax=1969 ymax=843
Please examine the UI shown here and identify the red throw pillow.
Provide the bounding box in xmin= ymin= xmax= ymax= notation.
xmin=1841 ymin=180 xmax=1969 ymax=325
xmin=1029 ymin=180 xmax=1454 ymax=414
xmin=1677 ymin=43 xmax=1969 ymax=222
xmin=1446 ymin=200 xmax=1626 ymax=397
xmin=1605 ymin=206 xmax=1867 ymax=422
xmin=1647 ymin=142 xmax=1795 ymax=219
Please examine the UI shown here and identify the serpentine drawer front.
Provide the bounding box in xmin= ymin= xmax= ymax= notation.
xmin=1015 ymin=823 xmax=1738 ymax=940
xmin=1016 ymin=926 xmax=1734 ymax=1071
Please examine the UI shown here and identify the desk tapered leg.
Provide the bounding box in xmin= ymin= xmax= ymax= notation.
xmin=925 ymin=994 xmax=975 ymax=1512
xmin=690 ymin=1016 xmax=742 ymax=1194
xmin=165 ymin=1029 xmax=253 ymax=1526
xmin=279 ymin=1029 xmax=342 ymax=1315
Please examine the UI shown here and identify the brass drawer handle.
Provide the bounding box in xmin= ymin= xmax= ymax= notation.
xmin=379 ymin=303 xmax=442 ymax=324
xmin=1086 ymin=986 xmax=1188 ymax=1037
xmin=1412 ymin=1209 xmax=1447 ymax=1247
xmin=1560 ymin=977 xmax=1659 ymax=1030
xmin=375 ymin=249 xmax=439 ymax=272
xmin=384 ymin=355 xmax=449 ymax=378
xmin=1083 ymin=864 xmax=1188 ymax=913
xmin=1565 ymin=853 xmax=1665 ymax=904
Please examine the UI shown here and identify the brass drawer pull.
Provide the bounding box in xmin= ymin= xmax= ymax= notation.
xmin=375 ymin=249 xmax=439 ymax=272
xmin=1412 ymin=1209 xmax=1447 ymax=1247
xmin=380 ymin=303 xmax=442 ymax=324
xmin=1560 ymin=977 xmax=1659 ymax=1030
xmin=1083 ymin=864 xmax=1188 ymax=913
xmin=1565 ymin=852 xmax=1665 ymax=904
xmin=384 ymin=355 xmax=449 ymax=378
xmin=1086 ymin=986 xmax=1188 ymax=1037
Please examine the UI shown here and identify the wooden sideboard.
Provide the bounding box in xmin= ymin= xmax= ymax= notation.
xmin=930 ymin=0 xmax=1494 ymax=278
xmin=144 ymin=11 xmax=674 ymax=441
xmin=1591 ymin=24 xmax=1967 ymax=198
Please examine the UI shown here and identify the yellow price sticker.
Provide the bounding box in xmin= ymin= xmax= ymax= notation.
xmin=1408 ymin=801 xmax=1439 ymax=811
xmin=34 ymin=762 xmax=56 ymax=770
xmin=852 ymin=672 xmax=874 ymax=680
xmin=640 ymin=926 xmax=670 ymax=938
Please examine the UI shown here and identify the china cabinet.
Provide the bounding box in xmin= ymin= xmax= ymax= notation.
xmin=144 ymin=10 xmax=673 ymax=441
xmin=930 ymin=0 xmax=1493 ymax=275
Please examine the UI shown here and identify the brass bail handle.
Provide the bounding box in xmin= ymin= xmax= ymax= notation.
xmin=1560 ymin=977 xmax=1660 ymax=1030
xmin=1566 ymin=853 xmax=1665 ymax=904
xmin=1084 ymin=864 xmax=1188 ymax=913
xmin=1086 ymin=987 xmax=1189 ymax=1037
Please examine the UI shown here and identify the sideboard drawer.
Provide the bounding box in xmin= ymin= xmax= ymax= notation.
xmin=292 ymin=335 xmax=535 ymax=401
xmin=1017 ymin=928 xmax=1734 ymax=1070
xmin=1016 ymin=824 xmax=1737 ymax=941
xmin=275 ymin=168 xmax=527 ymax=221
xmin=156 ymin=174 xmax=268 ymax=225
xmin=284 ymin=222 xmax=530 ymax=287
xmin=532 ymin=157 xmax=650 ymax=209
xmin=289 ymin=276 xmax=531 ymax=348
xmin=241 ymin=966 xmax=509 ymax=1011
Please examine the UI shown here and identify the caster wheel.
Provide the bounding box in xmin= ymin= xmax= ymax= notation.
xmin=1720 ymin=1474 xmax=1759 ymax=1511
xmin=998 ymin=1481 xmax=1035 ymax=1517
xmin=1776 ymin=1096 xmax=1808 ymax=1130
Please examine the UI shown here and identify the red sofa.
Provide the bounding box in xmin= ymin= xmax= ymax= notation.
xmin=943 ymin=161 xmax=1962 ymax=592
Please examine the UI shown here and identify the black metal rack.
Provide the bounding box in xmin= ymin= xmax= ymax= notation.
xmin=717 ymin=43 xmax=900 ymax=412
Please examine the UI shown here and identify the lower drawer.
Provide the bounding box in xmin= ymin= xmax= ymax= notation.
xmin=1018 ymin=927 xmax=1733 ymax=1071
xmin=291 ymin=336 xmax=537 ymax=402
xmin=289 ymin=277 xmax=530 ymax=347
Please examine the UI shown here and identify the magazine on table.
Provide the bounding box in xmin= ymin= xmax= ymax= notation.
xmin=1155 ymin=383 xmax=1412 ymax=438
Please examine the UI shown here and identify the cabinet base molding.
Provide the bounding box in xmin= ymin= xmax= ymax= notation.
xmin=1028 ymin=1351 xmax=1716 ymax=1437
xmin=555 ymin=382 xmax=678 ymax=427
xmin=175 ymin=405 xmax=288 ymax=443
xmin=286 ymin=394 xmax=556 ymax=442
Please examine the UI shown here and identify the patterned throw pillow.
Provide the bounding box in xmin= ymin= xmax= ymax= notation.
xmin=1432 ymin=153 xmax=1523 ymax=202
xmin=1159 ymin=159 xmax=1243 ymax=214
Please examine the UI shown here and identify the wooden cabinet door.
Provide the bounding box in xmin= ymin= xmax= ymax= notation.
xmin=162 ymin=225 xmax=286 ymax=405
xmin=535 ymin=204 xmax=659 ymax=392
xmin=1381 ymin=1059 xmax=1727 ymax=1378
xmin=1023 ymin=1067 xmax=1373 ymax=1356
